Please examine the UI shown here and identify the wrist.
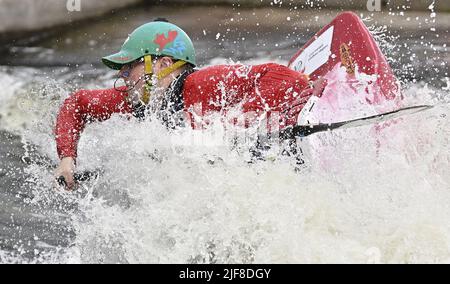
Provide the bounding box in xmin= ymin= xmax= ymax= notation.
xmin=61 ymin=156 xmax=76 ymax=166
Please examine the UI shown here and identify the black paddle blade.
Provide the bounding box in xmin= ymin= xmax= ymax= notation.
xmin=281 ymin=105 xmax=433 ymax=139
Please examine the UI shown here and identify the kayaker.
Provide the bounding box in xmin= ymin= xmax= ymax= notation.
xmin=54 ymin=18 xmax=314 ymax=189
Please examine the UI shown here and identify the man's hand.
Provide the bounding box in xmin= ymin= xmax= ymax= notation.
xmin=55 ymin=157 xmax=76 ymax=190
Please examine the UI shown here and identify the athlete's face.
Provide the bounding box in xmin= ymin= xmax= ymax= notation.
xmin=116 ymin=56 xmax=179 ymax=105
xmin=118 ymin=60 xmax=145 ymax=90
xmin=116 ymin=60 xmax=147 ymax=106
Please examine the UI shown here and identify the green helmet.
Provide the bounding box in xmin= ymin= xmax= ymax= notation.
xmin=102 ymin=21 xmax=196 ymax=70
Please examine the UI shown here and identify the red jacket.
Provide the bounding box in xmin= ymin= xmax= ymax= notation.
xmin=55 ymin=63 xmax=312 ymax=159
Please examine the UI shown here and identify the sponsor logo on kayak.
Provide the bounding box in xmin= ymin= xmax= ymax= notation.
xmin=290 ymin=26 xmax=334 ymax=75
xmin=367 ymin=0 xmax=382 ymax=12
xmin=339 ymin=43 xmax=355 ymax=74
xmin=66 ymin=0 xmax=81 ymax=12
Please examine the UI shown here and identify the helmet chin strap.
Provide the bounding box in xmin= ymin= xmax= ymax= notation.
xmin=141 ymin=55 xmax=187 ymax=105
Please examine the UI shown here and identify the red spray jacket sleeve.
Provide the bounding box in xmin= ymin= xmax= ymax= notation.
xmin=55 ymin=88 xmax=132 ymax=160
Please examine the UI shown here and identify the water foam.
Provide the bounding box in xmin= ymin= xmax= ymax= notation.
xmin=0 ymin=49 xmax=448 ymax=264
xmin=17 ymin=74 xmax=449 ymax=263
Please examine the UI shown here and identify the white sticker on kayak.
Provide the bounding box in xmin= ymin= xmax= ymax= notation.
xmin=297 ymin=95 xmax=320 ymax=126
xmin=291 ymin=26 xmax=334 ymax=75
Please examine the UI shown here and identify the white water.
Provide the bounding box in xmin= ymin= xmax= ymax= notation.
xmin=1 ymin=59 xmax=449 ymax=263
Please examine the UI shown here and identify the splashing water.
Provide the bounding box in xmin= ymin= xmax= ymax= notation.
xmin=0 ymin=58 xmax=446 ymax=264
xmin=1 ymin=6 xmax=449 ymax=263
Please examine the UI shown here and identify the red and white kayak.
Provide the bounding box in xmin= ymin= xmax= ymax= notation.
xmin=288 ymin=11 xmax=403 ymax=126
xmin=284 ymin=12 xmax=427 ymax=170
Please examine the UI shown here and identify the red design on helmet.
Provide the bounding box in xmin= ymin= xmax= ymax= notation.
xmin=153 ymin=30 xmax=178 ymax=51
